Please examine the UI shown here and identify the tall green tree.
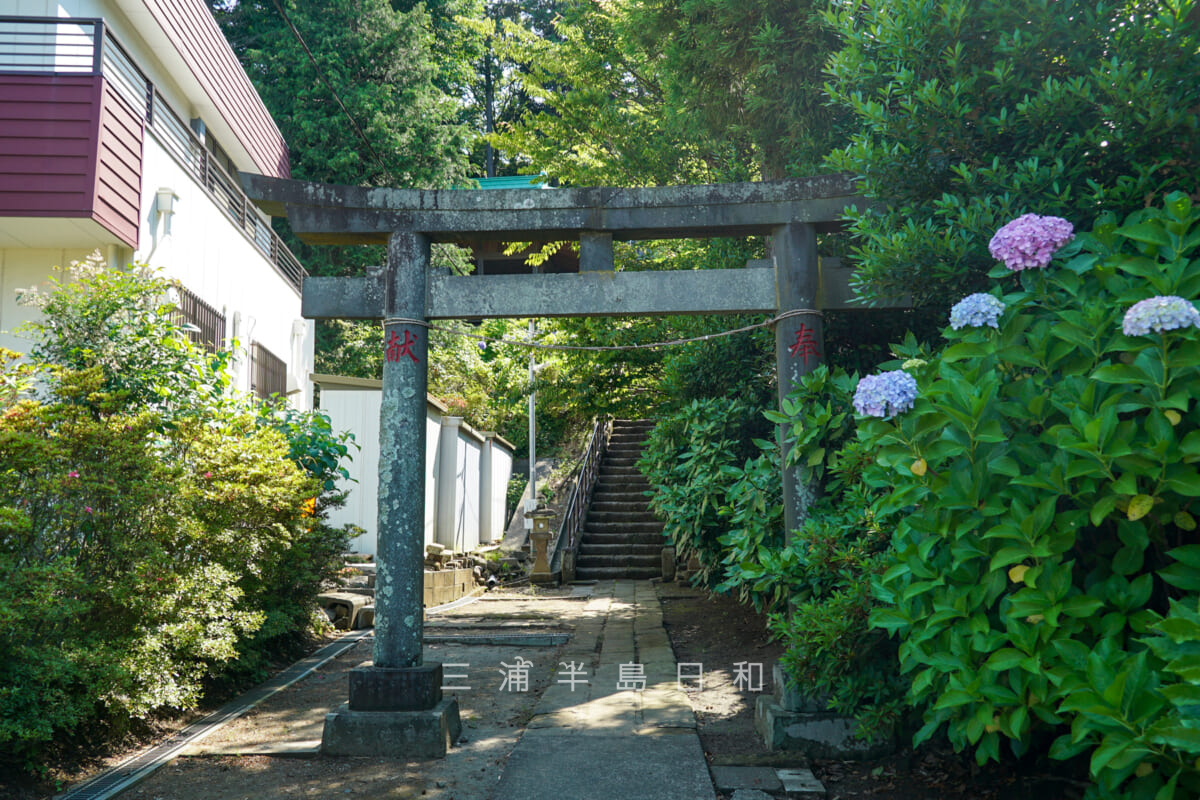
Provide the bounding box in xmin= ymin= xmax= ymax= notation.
xmin=212 ymin=0 xmax=468 ymax=191
xmin=210 ymin=0 xmax=475 ymax=377
xmin=823 ymin=0 xmax=1200 ymax=306
xmin=624 ymin=0 xmax=844 ymax=178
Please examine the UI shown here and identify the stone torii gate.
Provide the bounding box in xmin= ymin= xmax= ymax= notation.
xmin=242 ymin=172 xmax=880 ymax=755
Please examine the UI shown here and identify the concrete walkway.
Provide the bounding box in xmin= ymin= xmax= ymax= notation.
xmin=494 ymin=580 xmax=716 ymax=800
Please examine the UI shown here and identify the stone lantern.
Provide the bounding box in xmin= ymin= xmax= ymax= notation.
xmin=528 ymin=505 xmax=557 ymax=584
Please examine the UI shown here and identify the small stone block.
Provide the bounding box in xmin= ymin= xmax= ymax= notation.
xmin=580 ymin=231 xmax=614 ymax=271
xmin=729 ymin=791 xmax=774 ymax=800
xmin=710 ymin=765 xmax=783 ymax=792
xmin=777 ymin=767 xmax=826 ymax=798
xmin=321 ymin=698 xmax=461 ymax=758
xmin=773 ymin=664 xmax=826 ymax=713
xmin=754 ymin=696 xmax=891 ymax=760
xmin=349 ymin=662 xmax=442 ymax=711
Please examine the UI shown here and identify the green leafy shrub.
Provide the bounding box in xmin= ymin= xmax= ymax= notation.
xmin=711 ymin=444 xmax=784 ymax=611
xmin=0 ymin=259 xmax=353 ymax=766
xmin=823 ymin=0 xmax=1200 ymax=306
xmin=867 ymin=194 xmax=1200 ymax=798
xmin=639 ymin=397 xmax=772 ymax=585
xmin=18 ymin=253 xmax=231 ymax=415
xmin=761 ymin=366 xmax=909 ymax=739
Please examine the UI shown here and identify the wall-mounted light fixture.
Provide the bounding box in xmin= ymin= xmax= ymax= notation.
xmin=156 ymin=187 xmax=178 ymax=218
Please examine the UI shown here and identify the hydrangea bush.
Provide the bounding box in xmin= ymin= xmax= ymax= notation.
xmin=863 ymin=193 xmax=1200 ymax=798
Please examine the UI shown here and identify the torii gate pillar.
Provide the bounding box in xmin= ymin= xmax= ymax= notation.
xmin=322 ymin=231 xmax=462 ymax=757
xmin=772 ymin=223 xmax=822 ymax=533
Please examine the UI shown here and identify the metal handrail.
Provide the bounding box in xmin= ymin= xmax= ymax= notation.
xmin=550 ymin=417 xmax=612 ymax=576
xmin=0 ymin=16 xmax=307 ymax=293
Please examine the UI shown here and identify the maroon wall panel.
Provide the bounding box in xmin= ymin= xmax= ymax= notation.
xmin=0 ymin=74 xmax=143 ymax=248
xmin=0 ymin=74 xmax=97 ymax=216
xmin=92 ymin=80 xmax=144 ymax=248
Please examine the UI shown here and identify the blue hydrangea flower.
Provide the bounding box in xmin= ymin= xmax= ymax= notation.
xmin=853 ymin=370 xmax=918 ymax=418
xmin=949 ymin=293 xmax=1006 ymax=330
xmin=1122 ymin=296 xmax=1200 ymax=336
xmin=988 ymin=214 xmax=1074 ymax=271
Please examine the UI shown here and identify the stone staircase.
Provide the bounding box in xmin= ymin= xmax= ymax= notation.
xmin=575 ymin=419 xmax=663 ymax=581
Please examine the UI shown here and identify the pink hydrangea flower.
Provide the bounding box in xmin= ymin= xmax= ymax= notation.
xmin=67 ymin=470 xmax=79 ymax=478
xmin=988 ymin=214 xmax=1074 ymax=271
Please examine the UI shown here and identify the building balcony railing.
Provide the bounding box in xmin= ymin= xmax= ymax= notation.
xmin=0 ymin=15 xmax=306 ymax=293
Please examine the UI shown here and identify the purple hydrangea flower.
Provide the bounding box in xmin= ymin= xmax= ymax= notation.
xmin=949 ymin=293 xmax=1006 ymax=330
xmin=853 ymin=370 xmax=918 ymax=418
xmin=988 ymin=214 xmax=1074 ymax=271
xmin=1122 ymin=296 xmax=1200 ymax=336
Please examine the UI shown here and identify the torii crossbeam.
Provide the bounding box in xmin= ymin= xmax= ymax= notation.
xmin=241 ymin=172 xmax=897 ymax=756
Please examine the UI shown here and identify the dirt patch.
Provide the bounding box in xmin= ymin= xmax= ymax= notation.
xmin=656 ymin=580 xmax=1088 ymax=800
xmin=656 ymin=581 xmax=786 ymax=762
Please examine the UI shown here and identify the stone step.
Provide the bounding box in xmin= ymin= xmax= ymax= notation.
xmin=585 ymin=521 xmax=663 ymax=535
xmin=599 ymin=468 xmax=644 ymax=481
xmin=612 ymin=419 xmax=656 ymax=429
xmin=573 ymin=418 xmax=662 ymax=581
xmin=576 ymin=553 xmax=662 ymax=569
xmin=574 ymin=565 xmax=661 ymax=580
xmin=604 ymin=456 xmax=642 ymax=468
xmin=595 ymin=474 xmax=649 ymax=485
xmin=578 ymin=542 xmax=663 ymax=556
xmin=594 ymin=481 xmax=651 ymax=495
xmin=589 ymin=501 xmax=653 ymax=514
xmin=581 ymin=525 xmax=662 ymax=539
xmin=589 ymin=495 xmax=652 ymax=508
xmin=582 ymin=529 xmax=662 ymax=542
xmin=586 ymin=511 xmax=659 ymax=525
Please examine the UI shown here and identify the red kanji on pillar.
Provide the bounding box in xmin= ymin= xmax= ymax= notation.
xmin=787 ymin=324 xmax=820 ymax=365
xmin=385 ymin=329 xmax=420 ymax=364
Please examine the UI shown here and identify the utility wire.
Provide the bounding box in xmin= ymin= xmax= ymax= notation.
xmin=268 ymin=0 xmax=391 ymax=177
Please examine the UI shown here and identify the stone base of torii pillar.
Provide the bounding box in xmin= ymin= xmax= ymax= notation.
xmin=321 ymin=664 xmax=461 ymax=757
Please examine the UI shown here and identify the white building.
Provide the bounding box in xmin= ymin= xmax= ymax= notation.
xmin=0 ymin=1 xmax=313 ymax=407
xmin=314 ymin=374 xmax=515 ymax=556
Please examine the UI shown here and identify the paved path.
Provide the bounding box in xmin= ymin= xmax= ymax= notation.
xmin=493 ymin=580 xmax=716 ymax=800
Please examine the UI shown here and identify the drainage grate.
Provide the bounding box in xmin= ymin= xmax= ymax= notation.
xmin=57 ymin=630 xmax=373 ymax=800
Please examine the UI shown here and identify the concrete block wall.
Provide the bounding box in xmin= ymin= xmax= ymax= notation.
xmin=423 ymin=568 xmax=475 ymax=607
xmin=314 ymin=374 xmax=515 ymax=556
